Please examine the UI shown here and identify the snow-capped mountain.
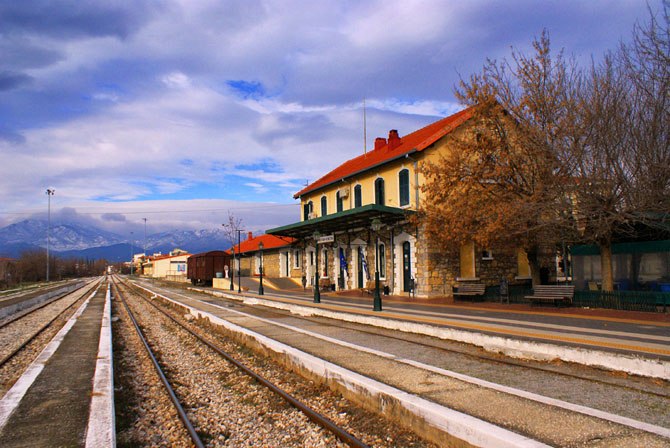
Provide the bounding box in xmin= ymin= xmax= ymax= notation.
xmin=0 ymin=219 xmax=234 ymax=259
xmin=143 ymin=228 xmax=232 ymax=255
xmin=0 ymin=219 xmax=124 ymax=251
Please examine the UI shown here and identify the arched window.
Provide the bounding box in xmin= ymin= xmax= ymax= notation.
xmin=321 ymin=196 xmax=327 ymax=216
xmin=374 ymin=178 xmax=385 ymax=205
xmin=303 ymin=200 xmax=313 ymax=220
xmin=354 ymin=185 xmax=362 ymax=207
xmin=399 ymin=169 xmax=410 ymax=207
xmin=336 ymin=190 xmax=343 ymax=212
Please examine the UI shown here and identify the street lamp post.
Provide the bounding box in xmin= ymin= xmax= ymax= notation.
xmin=45 ymin=189 xmax=55 ymax=282
xmin=258 ymin=241 xmax=264 ymax=295
xmin=224 ymin=223 xmax=235 ymax=291
xmin=237 ymin=229 xmax=242 ymax=293
xmin=371 ymin=218 xmax=382 ymax=311
xmin=313 ymin=230 xmax=321 ymax=303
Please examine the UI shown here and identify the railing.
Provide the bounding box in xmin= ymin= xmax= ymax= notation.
xmin=573 ymin=290 xmax=669 ymax=313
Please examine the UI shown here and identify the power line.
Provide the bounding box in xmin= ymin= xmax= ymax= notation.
xmin=0 ymin=202 xmax=298 ymax=216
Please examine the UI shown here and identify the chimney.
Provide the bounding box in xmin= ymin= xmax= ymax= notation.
xmin=387 ymin=129 xmax=401 ymax=151
xmin=247 ymin=231 xmax=253 ymax=240
xmin=374 ymin=137 xmax=387 ymax=151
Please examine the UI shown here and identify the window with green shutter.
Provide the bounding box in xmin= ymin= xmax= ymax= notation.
xmin=399 ymin=168 xmax=409 ymax=206
xmin=375 ymin=178 xmax=385 ymax=205
xmin=354 ymin=185 xmax=362 ymax=207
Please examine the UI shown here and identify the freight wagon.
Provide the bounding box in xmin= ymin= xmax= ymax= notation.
xmin=187 ymin=250 xmax=231 ymax=285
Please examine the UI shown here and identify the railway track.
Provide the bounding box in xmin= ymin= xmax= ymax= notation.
xmin=112 ymin=276 xmax=383 ymax=447
xmin=0 ymin=279 xmax=101 ymax=382
xmin=134 ymin=280 xmax=670 ymax=435
xmin=147 ymin=280 xmax=669 ymax=398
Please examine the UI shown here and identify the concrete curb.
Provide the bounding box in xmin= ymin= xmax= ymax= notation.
xmin=138 ymin=283 xmax=551 ymax=448
xmin=197 ymin=288 xmax=670 ymax=380
xmin=85 ymin=283 xmax=116 ymax=447
xmin=0 ymin=281 xmax=87 ymax=320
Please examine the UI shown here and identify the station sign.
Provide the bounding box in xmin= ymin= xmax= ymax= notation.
xmin=317 ymin=234 xmax=334 ymax=244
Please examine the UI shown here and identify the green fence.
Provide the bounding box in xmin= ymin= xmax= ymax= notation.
xmin=479 ymin=285 xmax=669 ymax=312
xmin=573 ymin=289 xmax=669 ymax=313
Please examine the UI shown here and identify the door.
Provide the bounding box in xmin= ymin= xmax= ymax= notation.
xmin=284 ymin=252 xmax=289 ymax=277
xmin=357 ymin=247 xmax=364 ymax=288
xmin=403 ymin=241 xmax=412 ymax=292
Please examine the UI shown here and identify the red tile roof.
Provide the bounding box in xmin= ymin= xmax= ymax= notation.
xmin=294 ymin=107 xmax=473 ymax=198
xmin=152 ymin=253 xmax=191 ymax=261
xmin=228 ymin=233 xmax=296 ymax=255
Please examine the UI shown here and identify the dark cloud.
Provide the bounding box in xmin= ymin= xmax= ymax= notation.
xmin=0 ymin=71 xmax=32 ymax=91
xmin=0 ymin=40 xmax=63 ymax=70
xmin=0 ymin=125 xmax=25 ymax=144
xmin=102 ymin=213 xmax=127 ymax=222
xmin=0 ymin=1 xmax=162 ymax=40
xmin=253 ymin=113 xmax=337 ymax=146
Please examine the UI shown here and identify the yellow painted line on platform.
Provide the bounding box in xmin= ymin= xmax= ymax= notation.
xmin=240 ymin=293 xmax=670 ymax=356
xmin=378 ymin=299 xmax=670 ymax=327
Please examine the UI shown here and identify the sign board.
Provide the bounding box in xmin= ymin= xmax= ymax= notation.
xmin=317 ymin=234 xmax=334 ymax=244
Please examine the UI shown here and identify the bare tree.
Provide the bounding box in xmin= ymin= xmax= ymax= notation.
xmin=418 ymin=31 xmax=580 ymax=286
xmin=222 ymin=211 xmax=243 ymax=250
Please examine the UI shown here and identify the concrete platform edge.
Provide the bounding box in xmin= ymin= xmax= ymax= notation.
xmin=200 ymin=288 xmax=670 ymax=380
xmin=85 ymin=283 xmax=115 ymax=447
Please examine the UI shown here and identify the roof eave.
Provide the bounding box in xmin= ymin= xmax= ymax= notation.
xmin=293 ymin=149 xmax=420 ymax=199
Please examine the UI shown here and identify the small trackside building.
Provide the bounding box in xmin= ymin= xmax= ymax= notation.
xmin=228 ymin=232 xmax=297 ymax=280
xmin=266 ymin=108 xmax=535 ymax=298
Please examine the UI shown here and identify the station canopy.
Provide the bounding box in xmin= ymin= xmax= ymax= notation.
xmin=266 ymin=204 xmax=415 ymax=240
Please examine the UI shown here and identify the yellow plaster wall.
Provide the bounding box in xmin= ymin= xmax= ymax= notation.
xmin=153 ymin=254 xmax=190 ymax=278
xmin=299 ymin=156 xmax=422 ymax=218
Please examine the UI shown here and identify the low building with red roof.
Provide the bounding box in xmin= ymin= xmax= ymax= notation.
xmin=227 ymin=232 xmax=297 ymax=279
xmin=267 ymin=107 xmax=532 ymax=298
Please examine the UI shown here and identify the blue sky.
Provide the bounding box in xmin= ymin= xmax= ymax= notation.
xmin=0 ymin=0 xmax=662 ymax=235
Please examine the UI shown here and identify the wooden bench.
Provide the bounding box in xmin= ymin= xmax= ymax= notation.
xmin=453 ymin=283 xmax=486 ymax=301
xmin=525 ymin=285 xmax=575 ymax=306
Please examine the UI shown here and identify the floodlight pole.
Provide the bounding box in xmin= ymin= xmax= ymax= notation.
xmin=45 ymin=189 xmax=55 ymax=282
xmin=130 ymin=231 xmax=134 ymax=276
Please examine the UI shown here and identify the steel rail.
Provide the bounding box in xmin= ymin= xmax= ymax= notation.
xmin=111 ymin=278 xmax=205 ymax=448
xmin=118 ymin=275 xmax=370 ymax=448
xmin=0 ymin=278 xmax=103 ymax=370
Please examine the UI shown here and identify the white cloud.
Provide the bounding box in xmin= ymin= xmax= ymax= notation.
xmin=162 ymin=71 xmax=191 ymax=89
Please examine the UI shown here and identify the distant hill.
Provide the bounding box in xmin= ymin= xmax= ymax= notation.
xmin=0 ymin=219 xmax=234 ymax=261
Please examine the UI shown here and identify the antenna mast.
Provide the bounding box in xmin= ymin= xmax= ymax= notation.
xmin=363 ymin=97 xmax=367 ymax=154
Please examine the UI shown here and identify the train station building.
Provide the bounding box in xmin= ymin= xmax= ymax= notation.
xmin=266 ymin=108 xmax=537 ymax=298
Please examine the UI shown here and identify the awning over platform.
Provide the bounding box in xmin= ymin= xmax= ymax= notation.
xmin=266 ymin=204 xmax=415 ymax=239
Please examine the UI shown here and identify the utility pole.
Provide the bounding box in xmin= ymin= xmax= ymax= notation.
xmin=143 ymin=218 xmax=147 ymax=257
xmin=130 ymin=231 xmax=134 ymax=276
xmin=45 ymin=189 xmax=55 ymax=282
